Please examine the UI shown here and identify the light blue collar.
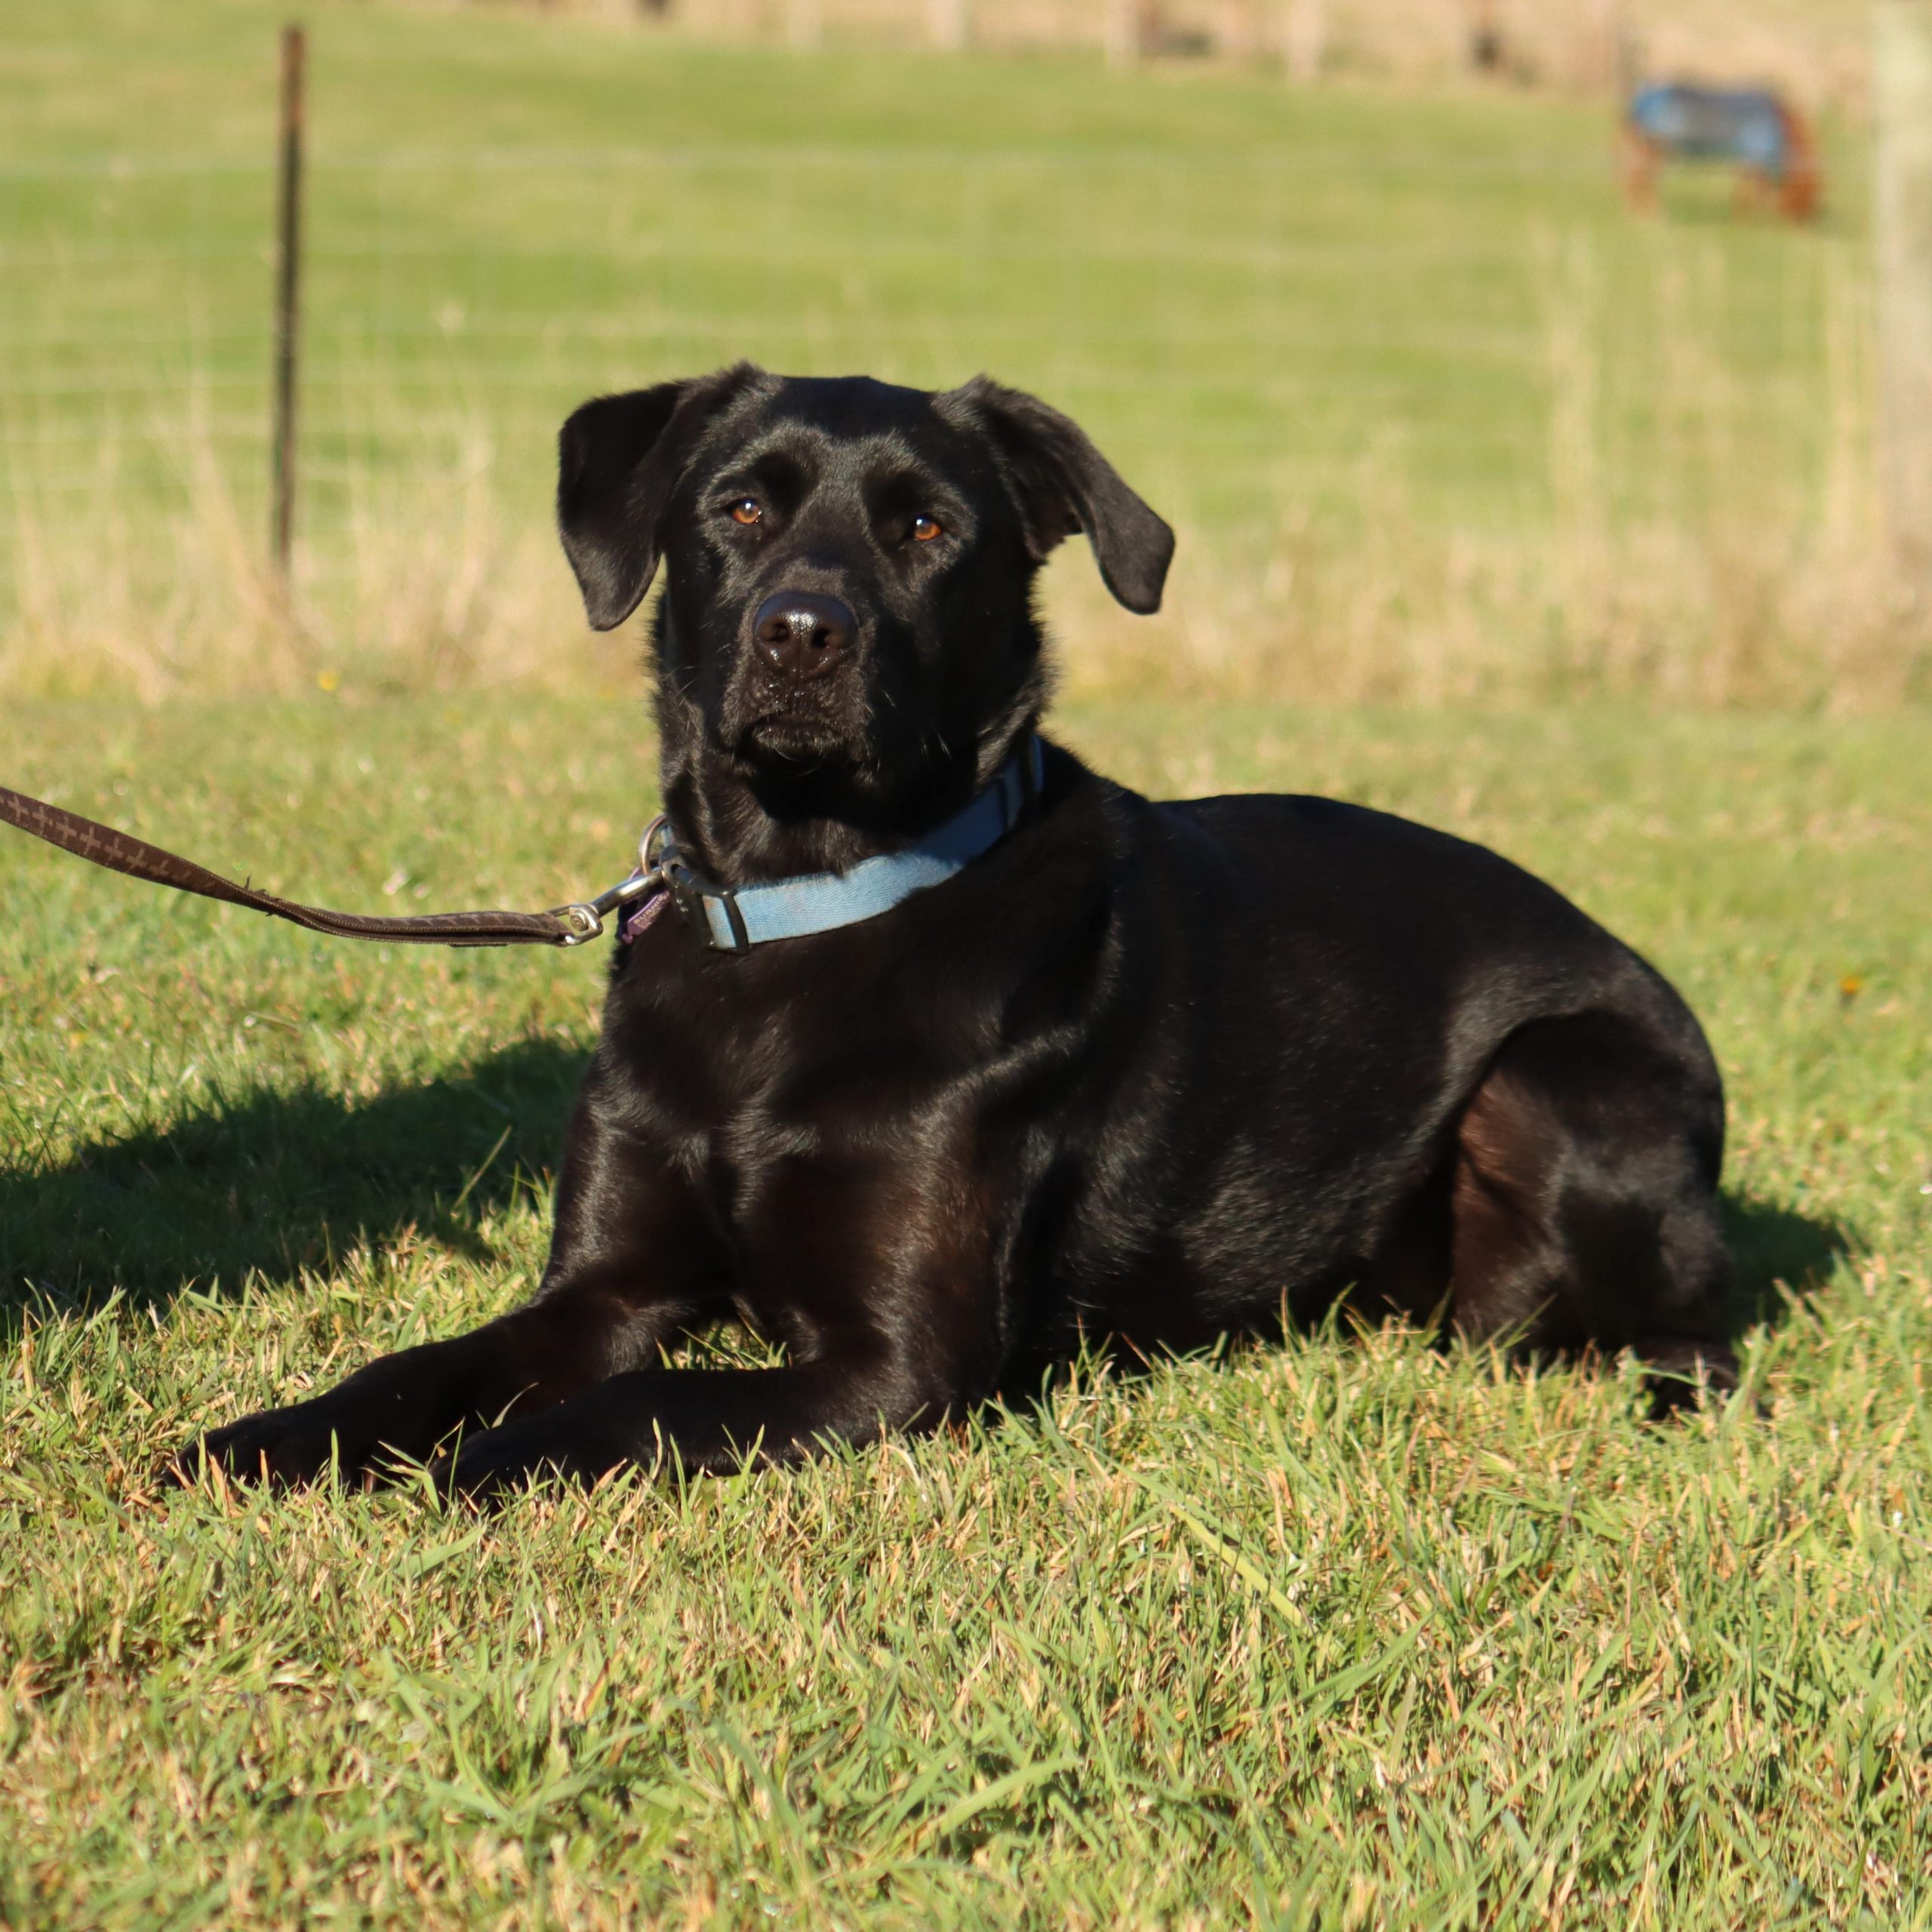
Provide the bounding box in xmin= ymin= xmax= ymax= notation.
xmin=641 ymin=737 xmax=1044 ymax=953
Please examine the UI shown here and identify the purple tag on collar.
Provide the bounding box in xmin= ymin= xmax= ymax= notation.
xmin=619 ymin=883 xmax=670 ymax=946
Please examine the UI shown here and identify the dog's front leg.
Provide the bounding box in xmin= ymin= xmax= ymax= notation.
xmin=435 ymin=1343 xmax=946 ymax=1503
xmin=172 ymin=1287 xmax=676 ymax=1491
xmin=440 ymin=1154 xmax=998 ymax=1502
xmin=171 ymin=1091 xmax=725 ymax=1491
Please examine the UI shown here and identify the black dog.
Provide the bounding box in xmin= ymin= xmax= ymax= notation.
xmin=180 ymin=367 xmax=1734 ymax=1500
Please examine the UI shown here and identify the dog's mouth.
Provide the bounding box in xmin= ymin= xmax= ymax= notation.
xmin=739 ymin=710 xmax=854 ymax=767
xmin=723 ymin=638 xmax=881 ymax=774
xmin=723 ymin=672 xmax=877 ymax=771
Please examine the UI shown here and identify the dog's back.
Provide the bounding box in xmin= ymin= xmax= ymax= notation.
xmin=1004 ymin=775 xmax=1733 ymax=1395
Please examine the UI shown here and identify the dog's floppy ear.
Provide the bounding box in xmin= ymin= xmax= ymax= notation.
xmin=557 ymin=363 xmax=761 ymax=630
xmin=948 ymin=377 xmax=1175 ymax=614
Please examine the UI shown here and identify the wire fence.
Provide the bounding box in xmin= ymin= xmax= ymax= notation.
xmin=0 ymin=143 xmax=1844 ymax=503
xmin=0 ymin=131 xmax=1894 ymax=705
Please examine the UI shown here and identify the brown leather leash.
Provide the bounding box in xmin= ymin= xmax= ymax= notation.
xmin=0 ymin=782 xmax=657 ymax=949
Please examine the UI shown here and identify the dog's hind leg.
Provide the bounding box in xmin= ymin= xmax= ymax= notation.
xmin=1444 ymin=1011 xmax=1736 ymax=1409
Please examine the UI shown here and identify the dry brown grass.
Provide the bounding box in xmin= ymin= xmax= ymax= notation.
xmin=4 ymin=408 xmax=626 ymax=705
xmin=14 ymin=457 xmax=1923 ymax=715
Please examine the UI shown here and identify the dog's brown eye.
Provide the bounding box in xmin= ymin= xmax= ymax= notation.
xmin=730 ymin=498 xmax=762 ymax=526
xmin=911 ymin=513 xmax=944 ymax=543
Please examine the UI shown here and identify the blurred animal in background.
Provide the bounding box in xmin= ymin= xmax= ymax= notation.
xmin=1621 ymin=83 xmax=1820 ymax=223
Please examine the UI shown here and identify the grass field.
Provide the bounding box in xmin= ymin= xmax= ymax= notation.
xmin=3 ymin=694 xmax=1929 ymax=1927
xmin=2 ymin=0 xmax=1918 ymax=706
xmin=5 ymin=2 xmax=1931 ymax=1924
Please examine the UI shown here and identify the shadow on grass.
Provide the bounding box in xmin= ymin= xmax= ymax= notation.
xmin=1721 ymin=1190 xmax=1850 ymax=1334
xmin=1 ymin=1039 xmax=586 ymax=1309
xmin=5 ymin=1041 xmax=1852 ymax=1365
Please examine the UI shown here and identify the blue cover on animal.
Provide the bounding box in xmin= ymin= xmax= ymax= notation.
xmin=1629 ymin=85 xmax=1792 ymax=178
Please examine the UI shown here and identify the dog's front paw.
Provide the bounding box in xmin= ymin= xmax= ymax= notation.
xmin=165 ymin=1346 xmax=471 ymax=1493
xmin=168 ymin=1403 xmax=347 ymax=1491
xmin=434 ymin=1415 xmax=621 ymax=1508
xmin=168 ymin=1390 xmax=426 ymax=1493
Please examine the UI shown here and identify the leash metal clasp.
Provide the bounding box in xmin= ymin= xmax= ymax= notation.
xmin=552 ymin=817 xmax=669 ymax=946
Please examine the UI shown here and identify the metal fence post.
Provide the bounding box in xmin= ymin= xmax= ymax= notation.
xmin=1878 ymin=2 xmax=1932 ymax=571
xmin=270 ymin=22 xmax=306 ymax=586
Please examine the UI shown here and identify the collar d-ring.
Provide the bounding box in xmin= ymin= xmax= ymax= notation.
xmin=552 ymin=816 xmax=669 ymax=946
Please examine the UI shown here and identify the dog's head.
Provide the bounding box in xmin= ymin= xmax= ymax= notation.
xmin=555 ymin=367 xmax=1172 ymax=860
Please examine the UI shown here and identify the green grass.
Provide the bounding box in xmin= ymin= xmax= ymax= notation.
xmin=3 ymin=0 xmax=1911 ymax=705
xmin=3 ymin=694 xmax=1929 ymax=1927
xmin=5 ymin=4 xmax=1929 ymax=1919
xmin=5 ymin=3 xmax=1802 ymax=517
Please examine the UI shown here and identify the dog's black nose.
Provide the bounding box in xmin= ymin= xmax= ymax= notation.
xmin=752 ymin=592 xmax=854 ymax=680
